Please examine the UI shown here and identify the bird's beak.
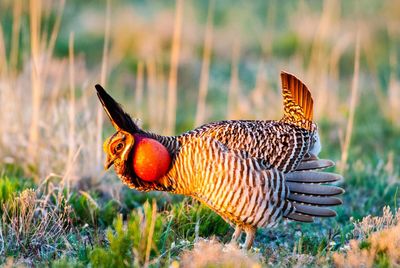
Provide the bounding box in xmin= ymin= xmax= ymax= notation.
xmin=104 ymin=155 xmax=116 ymax=170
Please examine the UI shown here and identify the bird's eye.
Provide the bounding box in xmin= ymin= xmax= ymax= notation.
xmin=114 ymin=142 xmax=124 ymax=153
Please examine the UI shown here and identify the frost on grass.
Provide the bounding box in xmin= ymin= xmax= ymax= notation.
xmin=179 ymin=239 xmax=262 ymax=268
xmin=0 ymin=188 xmax=72 ymax=265
xmin=333 ymin=206 xmax=400 ymax=268
xmin=351 ymin=206 xmax=400 ymax=240
xmin=265 ymin=247 xmax=318 ymax=268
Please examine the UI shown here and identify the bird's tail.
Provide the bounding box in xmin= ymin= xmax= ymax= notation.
xmin=280 ymin=71 xmax=314 ymax=131
xmin=284 ymin=158 xmax=344 ymax=222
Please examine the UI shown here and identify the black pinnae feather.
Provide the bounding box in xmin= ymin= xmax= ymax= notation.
xmin=95 ymin=84 xmax=139 ymax=133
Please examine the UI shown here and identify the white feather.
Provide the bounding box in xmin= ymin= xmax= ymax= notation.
xmin=309 ymin=132 xmax=321 ymax=157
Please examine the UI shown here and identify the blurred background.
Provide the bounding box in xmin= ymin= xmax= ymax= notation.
xmin=0 ymin=0 xmax=399 ymax=182
xmin=0 ymin=0 xmax=400 ymax=265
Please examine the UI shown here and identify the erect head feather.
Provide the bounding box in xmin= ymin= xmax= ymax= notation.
xmin=95 ymin=84 xmax=140 ymax=133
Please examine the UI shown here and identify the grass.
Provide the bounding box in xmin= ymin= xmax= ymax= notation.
xmin=0 ymin=0 xmax=400 ymax=267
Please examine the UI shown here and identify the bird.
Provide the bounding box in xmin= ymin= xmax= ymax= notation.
xmin=95 ymin=71 xmax=344 ymax=249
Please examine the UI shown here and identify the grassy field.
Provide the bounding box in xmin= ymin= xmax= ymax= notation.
xmin=0 ymin=0 xmax=400 ymax=267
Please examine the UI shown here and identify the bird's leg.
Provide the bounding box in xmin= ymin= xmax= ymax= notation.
xmin=243 ymin=226 xmax=256 ymax=250
xmin=230 ymin=226 xmax=242 ymax=244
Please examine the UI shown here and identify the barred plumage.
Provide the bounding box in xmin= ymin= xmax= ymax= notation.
xmin=95 ymin=71 xmax=344 ymax=249
xmin=180 ymin=120 xmax=313 ymax=173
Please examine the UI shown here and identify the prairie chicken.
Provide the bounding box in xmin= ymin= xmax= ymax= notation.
xmin=96 ymin=71 xmax=344 ymax=249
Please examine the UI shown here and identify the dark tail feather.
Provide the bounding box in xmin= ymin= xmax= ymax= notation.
xmin=293 ymin=204 xmax=337 ymax=217
xmin=286 ymin=212 xmax=314 ymax=222
xmin=286 ymin=182 xmax=344 ymax=196
xmin=286 ymin=171 xmax=342 ymax=183
xmin=95 ymin=84 xmax=140 ymax=133
xmin=295 ymin=158 xmax=334 ymax=171
xmin=288 ymin=194 xmax=342 ymax=206
xmin=284 ymin=159 xmax=344 ymax=222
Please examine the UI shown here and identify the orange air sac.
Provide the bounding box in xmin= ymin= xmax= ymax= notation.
xmin=132 ymin=135 xmax=171 ymax=182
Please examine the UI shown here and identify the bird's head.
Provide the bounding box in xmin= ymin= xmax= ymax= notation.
xmin=103 ymin=130 xmax=134 ymax=171
xmin=95 ymin=84 xmax=140 ymax=174
xmin=95 ymin=84 xmax=171 ymax=190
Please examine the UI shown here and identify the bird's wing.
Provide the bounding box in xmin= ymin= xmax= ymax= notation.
xmin=174 ymin=136 xmax=294 ymax=227
xmin=280 ymin=71 xmax=314 ymax=131
xmin=187 ymin=120 xmax=312 ymax=173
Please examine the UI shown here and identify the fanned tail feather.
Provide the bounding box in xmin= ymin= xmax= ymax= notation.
xmin=286 ymin=213 xmax=314 ymax=222
xmin=286 ymin=171 xmax=341 ymax=183
xmin=288 ymin=194 xmax=342 ymax=206
xmin=280 ymin=71 xmax=314 ymax=131
xmin=284 ymin=159 xmax=344 ymax=222
xmin=295 ymin=158 xmax=334 ymax=171
xmin=286 ymin=182 xmax=343 ymax=196
xmin=292 ymin=204 xmax=337 ymax=217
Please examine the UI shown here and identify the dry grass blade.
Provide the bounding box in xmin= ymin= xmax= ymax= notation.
xmin=339 ymin=32 xmax=360 ymax=173
xmin=135 ymin=61 xmax=145 ymax=120
xmin=147 ymin=58 xmax=158 ymax=131
xmin=387 ymin=48 xmax=400 ymax=126
xmin=334 ymin=207 xmax=400 ymax=268
xmin=179 ymin=239 xmax=261 ymax=268
xmin=45 ymin=0 xmax=65 ymax=59
xmin=9 ymin=0 xmax=22 ymax=73
xmin=166 ymin=0 xmax=184 ymax=135
xmin=194 ymin=0 xmax=214 ymax=127
xmin=0 ymin=24 xmax=6 ymax=76
xmin=227 ymin=39 xmax=241 ymax=119
xmin=1 ymin=189 xmax=73 ymax=262
xmin=96 ymin=0 xmax=111 ymax=173
xmin=66 ymin=32 xmax=76 ymax=192
xmin=28 ymin=0 xmax=43 ymax=167
xmin=144 ymin=199 xmax=157 ymax=267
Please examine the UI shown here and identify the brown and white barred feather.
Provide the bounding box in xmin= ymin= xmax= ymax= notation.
xmin=180 ymin=120 xmax=314 ymax=173
xmin=117 ymin=119 xmax=315 ymax=184
xmin=173 ymin=136 xmax=295 ymax=228
xmin=119 ymin=135 xmax=343 ymax=232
